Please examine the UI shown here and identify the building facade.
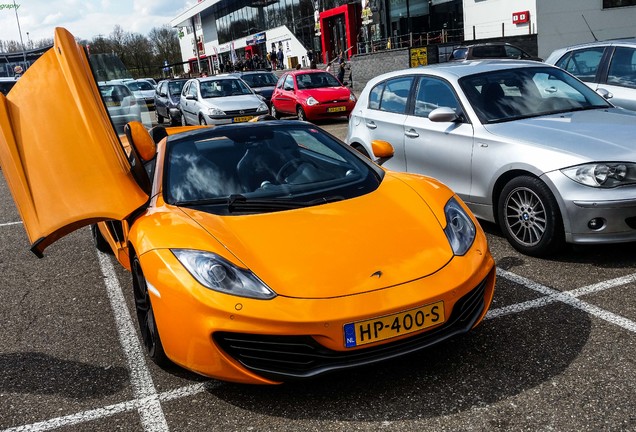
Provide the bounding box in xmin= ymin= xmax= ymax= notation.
xmin=170 ymin=0 xmax=464 ymax=74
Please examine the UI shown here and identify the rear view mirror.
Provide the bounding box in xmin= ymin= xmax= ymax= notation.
xmin=186 ymin=94 xmax=196 ymax=100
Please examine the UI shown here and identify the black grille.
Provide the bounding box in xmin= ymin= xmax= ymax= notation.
xmin=626 ymin=216 xmax=636 ymax=229
xmin=224 ymin=108 xmax=260 ymax=116
xmin=214 ymin=276 xmax=489 ymax=381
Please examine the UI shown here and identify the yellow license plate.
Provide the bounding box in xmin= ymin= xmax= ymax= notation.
xmin=327 ymin=106 xmax=346 ymax=113
xmin=344 ymin=301 xmax=445 ymax=348
xmin=105 ymin=101 xmax=120 ymax=107
xmin=233 ymin=115 xmax=253 ymax=123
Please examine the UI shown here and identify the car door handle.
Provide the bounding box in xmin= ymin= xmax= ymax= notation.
xmin=365 ymin=121 xmax=377 ymax=129
xmin=404 ymin=129 xmax=419 ymax=138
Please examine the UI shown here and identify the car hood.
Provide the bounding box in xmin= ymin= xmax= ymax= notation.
xmin=298 ymin=87 xmax=351 ymax=102
xmin=483 ymin=108 xmax=636 ymax=161
xmin=178 ymin=174 xmax=454 ymax=299
xmin=132 ymin=90 xmax=154 ymax=98
xmin=202 ymin=94 xmax=262 ymax=110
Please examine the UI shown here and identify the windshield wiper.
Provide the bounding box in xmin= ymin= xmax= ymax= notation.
xmin=174 ymin=194 xmax=345 ymax=212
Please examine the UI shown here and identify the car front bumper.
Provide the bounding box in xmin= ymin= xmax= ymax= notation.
xmin=304 ymin=100 xmax=356 ymax=120
xmin=138 ymin=240 xmax=495 ymax=384
xmin=544 ymin=171 xmax=636 ymax=244
xmin=206 ymin=109 xmax=269 ymax=125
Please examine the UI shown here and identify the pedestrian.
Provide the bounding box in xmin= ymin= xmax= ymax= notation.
xmin=277 ymin=46 xmax=284 ymax=70
xmin=337 ymin=60 xmax=346 ymax=84
xmin=270 ymin=47 xmax=277 ymax=71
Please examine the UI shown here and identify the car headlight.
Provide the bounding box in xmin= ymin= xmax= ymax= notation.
xmin=257 ymin=102 xmax=268 ymax=112
xmin=208 ymin=107 xmax=225 ymax=116
xmin=349 ymin=93 xmax=357 ymax=102
xmin=561 ymin=163 xmax=636 ymax=188
xmin=443 ymin=197 xmax=476 ymax=256
xmin=306 ymin=96 xmax=319 ymax=106
xmin=172 ymin=249 xmax=276 ymax=300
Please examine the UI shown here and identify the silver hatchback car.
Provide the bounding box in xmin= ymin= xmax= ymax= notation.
xmin=347 ymin=60 xmax=636 ymax=256
xmin=180 ymin=76 xmax=269 ymax=126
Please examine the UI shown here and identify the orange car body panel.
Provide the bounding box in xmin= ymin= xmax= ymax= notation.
xmin=0 ymin=28 xmax=147 ymax=256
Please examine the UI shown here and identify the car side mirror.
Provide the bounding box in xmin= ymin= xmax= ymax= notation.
xmin=429 ymin=107 xmax=459 ymax=123
xmin=284 ymin=85 xmax=294 ymax=91
xmin=186 ymin=94 xmax=196 ymax=100
xmin=371 ymin=140 xmax=394 ymax=165
xmin=596 ymin=88 xmax=613 ymax=100
xmin=124 ymin=121 xmax=156 ymax=195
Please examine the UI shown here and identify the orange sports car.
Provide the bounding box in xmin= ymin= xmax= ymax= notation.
xmin=0 ymin=28 xmax=495 ymax=384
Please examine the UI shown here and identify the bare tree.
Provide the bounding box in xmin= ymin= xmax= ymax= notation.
xmin=148 ymin=25 xmax=181 ymax=67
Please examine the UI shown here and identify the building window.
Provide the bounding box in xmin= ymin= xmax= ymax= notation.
xmin=603 ymin=0 xmax=636 ymax=8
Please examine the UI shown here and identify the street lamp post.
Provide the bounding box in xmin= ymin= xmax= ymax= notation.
xmin=12 ymin=0 xmax=27 ymax=70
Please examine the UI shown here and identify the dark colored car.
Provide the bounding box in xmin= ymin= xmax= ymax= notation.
xmin=448 ymin=42 xmax=542 ymax=62
xmin=0 ymin=77 xmax=19 ymax=95
xmin=230 ymin=70 xmax=278 ymax=106
xmin=154 ymin=78 xmax=188 ymax=125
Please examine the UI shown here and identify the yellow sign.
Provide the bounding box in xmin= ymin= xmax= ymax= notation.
xmin=410 ymin=47 xmax=428 ymax=68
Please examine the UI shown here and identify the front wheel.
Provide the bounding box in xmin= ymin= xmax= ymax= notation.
xmin=497 ymin=176 xmax=564 ymax=256
xmin=297 ymin=106 xmax=307 ymax=121
xmin=199 ymin=115 xmax=207 ymax=125
xmin=271 ymin=104 xmax=281 ymax=119
xmin=180 ymin=111 xmax=187 ymax=126
xmin=132 ymin=255 xmax=170 ymax=367
xmin=90 ymin=224 xmax=112 ymax=254
xmin=156 ymin=110 xmax=164 ymax=124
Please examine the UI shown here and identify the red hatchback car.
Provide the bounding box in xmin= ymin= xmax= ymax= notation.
xmin=271 ymin=69 xmax=356 ymax=121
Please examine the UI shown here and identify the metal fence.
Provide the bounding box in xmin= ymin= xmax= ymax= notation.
xmin=357 ymin=28 xmax=463 ymax=55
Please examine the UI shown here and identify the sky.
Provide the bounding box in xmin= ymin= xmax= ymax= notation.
xmin=0 ymin=0 xmax=197 ymax=44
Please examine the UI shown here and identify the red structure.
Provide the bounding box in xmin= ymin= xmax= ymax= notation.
xmin=319 ymin=3 xmax=361 ymax=64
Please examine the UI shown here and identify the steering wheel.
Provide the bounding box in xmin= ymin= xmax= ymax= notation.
xmin=276 ymin=159 xmax=318 ymax=183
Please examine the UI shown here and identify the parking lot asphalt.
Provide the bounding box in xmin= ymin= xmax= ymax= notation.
xmin=1 ymin=118 xmax=636 ymax=431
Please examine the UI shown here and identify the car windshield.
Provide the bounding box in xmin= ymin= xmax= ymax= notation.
xmin=201 ymin=79 xmax=253 ymax=98
xmin=241 ymin=72 xmax=278 ymax=87
xmin=127 ymin=81 xmax=154 ymax=91
xmin=168 ymin=80 xmax=186 ymax=95
xmin=296 ymin=72 xmax=342 ymax=89
xmin=459 ymin=66 xmax=612 ymax=124
xmin=164 ymin=123 xmax=382 ymax=215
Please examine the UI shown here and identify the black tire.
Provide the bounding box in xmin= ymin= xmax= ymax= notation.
xmin=131 ymin=255 xmax=170 ymax=367
xmin=271 ymin=104 xmax=281 ymax=119
xmin=170 ymin=113 xmax=181 ymax=126
xmin=199 ymin=115 xmax=207 ymax=125
xmin=296 ymin=106 xmax=307 ymax=121
xmin=156 ymin=110 xmax=165 ymax=124
xmin=352 ymin=144 xmax=370 ymax=159
xmin=90 ymin=224 xmax=112 ymax=254
xmin=497 ymin=176 xmax=564 ymax=257
xmin=180 ymin=111 xmax=187 ymax=126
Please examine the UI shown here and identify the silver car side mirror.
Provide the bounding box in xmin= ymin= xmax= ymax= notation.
xmin=596 ymin=88 xmax=613 ymax=100
xmin=428 ymin=107 xmax=459 ymax=123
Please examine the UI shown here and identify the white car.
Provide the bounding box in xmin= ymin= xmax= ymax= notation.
xmin=125 ymin=79 xmax=156 ymax=111
xmin=545 ymin=38 xmax=636 ymax=111
xmin=98 ymin=83 xmax=142 ymax=132
xmin=347 ymin=60 xmax=636 ymax=257
xmin=179 ymin=76 xmax=269 ymax=126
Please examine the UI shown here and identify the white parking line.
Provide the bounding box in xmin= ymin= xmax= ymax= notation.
xmin=4 ymin=265 xmax=636 ymax=432
xmin=0 ymin=221 xmax=22 ymax=227
xmin=96 ymin=252 xmax=169 ymax=432
xmin=489 ymin=269 xmax=636 ymax=334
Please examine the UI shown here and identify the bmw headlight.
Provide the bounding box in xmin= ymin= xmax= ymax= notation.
xmin=257 ymin=102 xmax=268 ymax=112
xmin=306 ymin=96 xmax=319 ymax=106
xmin=172 ymin=249 xmax=276 ymax=300
xmin=443 ymin=197 xmax=476 ymax=256
xmin=208 ymin=107 xmax=225 ymax=116
xmin=561 ymin=163 xmax=636 ymax=188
